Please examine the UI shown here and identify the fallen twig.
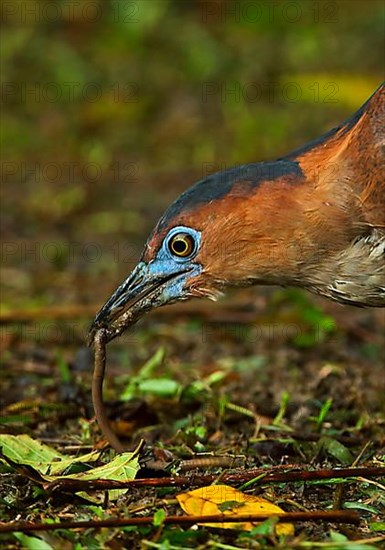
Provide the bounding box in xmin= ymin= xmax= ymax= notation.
xmin=0 ymin=510 xmax=360 ymax=534
xmin=47 ymin=466 xmax=385 ymax=494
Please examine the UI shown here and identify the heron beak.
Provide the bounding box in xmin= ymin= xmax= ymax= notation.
xmin=88 ymin=260 xmax=195 ymax=344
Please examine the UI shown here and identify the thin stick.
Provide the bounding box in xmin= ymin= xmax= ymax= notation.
xmin=0 ymin=510 xmax=360 ymax=534
xmin=47 ymin=466 xmax=385 ymax=493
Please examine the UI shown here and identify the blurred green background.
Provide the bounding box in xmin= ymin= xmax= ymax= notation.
xmin=1 ymin=0 xmax=384 ymax=312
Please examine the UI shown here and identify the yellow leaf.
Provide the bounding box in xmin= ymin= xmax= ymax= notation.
xmin=176 ymin=484 xmax=294 ymax=535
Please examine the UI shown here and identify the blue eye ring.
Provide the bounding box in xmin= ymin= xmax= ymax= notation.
xmin=164 ymin=226 xmax=200 ymax=262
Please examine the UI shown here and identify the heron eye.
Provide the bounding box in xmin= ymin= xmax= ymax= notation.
xmin=168 ymin=233 xmax=195 ymax=258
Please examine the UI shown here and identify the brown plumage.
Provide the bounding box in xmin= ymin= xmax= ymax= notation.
xmin=91 ymin=83 xmax=384 ymax=343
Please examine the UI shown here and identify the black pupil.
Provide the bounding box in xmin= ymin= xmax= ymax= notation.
xmin=173 ymin=237 xmax=189 ymax=254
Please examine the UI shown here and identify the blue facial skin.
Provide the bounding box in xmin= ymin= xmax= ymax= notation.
xmin=148 ymin=226 xmax=202 ymax=302
xmin=91 ymin=226 xmax=202 ymax=335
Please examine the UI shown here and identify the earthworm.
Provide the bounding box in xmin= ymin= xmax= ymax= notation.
xmin=92 ymin=328 xmax=126 ymax=453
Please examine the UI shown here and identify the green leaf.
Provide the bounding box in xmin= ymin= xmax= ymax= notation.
xmin=250 ymin=517 xmax=278 ymax=536
xmin=70 ymin=450 xmax=141 ymax=503
xmin=319 ymin=436 xmax=353 ymax=465
xmin=63 ymin=451 xmax=139 ymax=482
xmin=63 ymin=448 xmax=141 ymax=502
xmin=120 ymin=347 xmax=166 ymax=400
xmin=56 ymin=354 xmax=71 ymax=383
xmin=14 ymin=533 xmax=54 ymax=550
xmin=344 ymin=502 xmax=381 ymax=514
xmin=317 ymin=398 xmax=333 ymax=427
xmin=369 ymin=521 xmax=385 ymax=532
xmin=327 ymin=530 xmax=380 ymax=550
xmin=0 ymin=434 xmax=141 ymax=502
xmin=153 ymin=508 xmax=167 ymax=527
xmin=0 ymin=434 xmax=100 ymax=475
xmin=138 ymin=377 xmax=181 ymax=397
xmin=329 ymin=531 xmax=348 ymax=542
xmin=273 ymin=391 xmax=290 ymax=425
xmin=139 ymin=347 xmax=166 ymax=378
